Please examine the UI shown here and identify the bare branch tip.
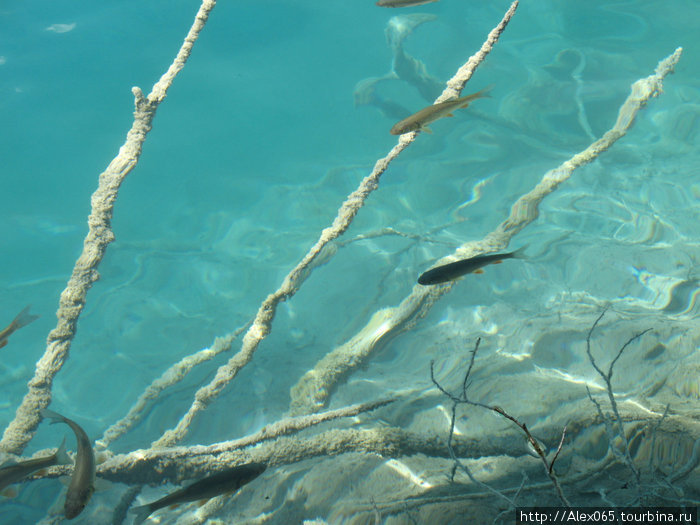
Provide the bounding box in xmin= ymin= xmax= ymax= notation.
xmin=131 ymin=86 xmax=144 ymax=103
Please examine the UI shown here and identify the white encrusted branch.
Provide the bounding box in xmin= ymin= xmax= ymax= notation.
xmin=0 ymin=0 xmax=218 ymax=455
xmin=289 ymin=47 xmax=683 ymax=416
xmin=153 ymin=0 xmax=521 ymax=449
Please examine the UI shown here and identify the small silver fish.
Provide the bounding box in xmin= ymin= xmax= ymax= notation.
xmin=376 ymin=0 xmax=439 ymax=7
xmin=0 ymin=438 xmax=70 ymax=493
xmin=130 ymin=462 xmax=267 ymax=524
xmin=390 ymin=85 xmax=492 ymax=135
xmin=0 ymin=306 xmax=39 ymax=349
xmin=418 ymin=245 xmax=527 ymax=285
xmin=41 ymin=409 xmax=95 ymax=519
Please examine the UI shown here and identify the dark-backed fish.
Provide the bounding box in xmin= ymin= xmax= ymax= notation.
xmin=130 ymin=462 xmax=267 ymax=524
xmin=390 ymin=86 xmax=492 ymax=135
xmin=41 ymin=409 xmax=95 ymax=519
xmin=0 ymin=438 xmax=69 ymax=493
xmin=418 ymin=246 xmax=527 ymax=285
xmin=0 ymin=306 xmax=39 ymax=349
xmin=377 ymin=0 xmax=439 ymax=7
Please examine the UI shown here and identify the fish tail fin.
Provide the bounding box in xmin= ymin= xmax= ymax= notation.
xmin=476 ymin=84 xmax=494 ymax=98
xmin=130 ymin=504 xmax=153 ymax=525
xmin=41 ymin=408 xmax=66 ymax=425
xmin=1 ymin=487 xmax=18 ymax=498
xmin=460 ymin=84 xmax=493 ymax=107
xmin=54 ymin=436 xmax=71 ymax=465
xmin=511 ymin=244 xmax=529 ymax=259
xmin=11 ymin=306 xmax=39 ymax=331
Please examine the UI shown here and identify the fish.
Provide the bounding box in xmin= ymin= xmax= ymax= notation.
xmin=41 ymin=409 xmax=95 ymax=519
xmin=389 ymin=85 xmax=492 ymax=135
xmin=0 ymin=438 xmax=70 ymax=494
xmin=130 ymin=462 xmax=267 ymax=525
xmin=0 ymin=306 xmax=39 ymax=349
xmin=377 ymin=0 xmax=439 ymax=7
xmin=418 ymin=245 xmax=527 ymax=285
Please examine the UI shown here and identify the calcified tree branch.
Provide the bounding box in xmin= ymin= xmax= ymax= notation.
xmin=440 ymin=1 xmax=519 ymax=101
xmin=96 ymin=320 xmax=251 ymax=452
xmin=0 ymin=0 xmax=217 ymax=455
xmin=102 ymin=400 xmax=397 ymax=482
xmin=35 ymin=399 xmax=394 ymax=523
xmin=30 ymin=402 xmax=698 ymax=490
xmin=431 ymin=339 xmax=571 ymax=507
xmin=97 ymin=218 xmax=419 ymax=445
xmin=153 ymin=0 xmax=521 ymax=448
xmin=116 ymin=399 xmax=393 ymax=524
xmin=289 ymin=46 xmax=683 ymax=417
xmin=288 ymin=1 xmax=520 ymax=417
xmin=162 ymin=397 xmax=397 ymax=459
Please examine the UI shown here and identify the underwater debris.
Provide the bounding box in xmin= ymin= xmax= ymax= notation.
xmin=584 ymin=309 xmax=653 ymax=491
xmin=431 ymin=338 xmax=570 ymax=507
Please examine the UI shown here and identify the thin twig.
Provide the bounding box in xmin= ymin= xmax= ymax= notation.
xmin=549 ymin=425 xmax=567 ymax=475
xmin=585 ymin=309 xmax=652 ymax=486
xmin=432 ymin=339 xmax=570 ymax=507
xmin=96 ymin=319 xmax=252 ymax=451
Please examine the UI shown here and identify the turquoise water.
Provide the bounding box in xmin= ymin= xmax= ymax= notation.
xmin=1 ymin=0 xmax=699 ymax=523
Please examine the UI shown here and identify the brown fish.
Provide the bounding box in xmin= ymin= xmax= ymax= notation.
xmin=390 ymin=85 xmax=492 ymax=135
xmin=41 ymin=409 xmax=95 ymax=519
xmin=130 ymin=462 xmax=267 ymax=524
xmin=0 ymin=438 xmax=69 ymax=493
xmin=0 ymin=306 xmax=39 ymax=349
xmin=418 ymin=245 xmax=527 ymax=285
xmin=377 ymin=0 xmax=439 ymax=7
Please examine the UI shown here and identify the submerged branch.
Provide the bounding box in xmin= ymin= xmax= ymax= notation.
xmin=30 ymin=408 xmax=697 ymax=488
xmin=289 ymin=47 xmax=683 ymax=416
xmin=0 ymin=0 xmax=218 ymax=455
xmin=288 ymin=0 xmax=521 ymax=417
xmin=96 ymin=320 xmax=251 ymax=452
xmin=156 ymin=0 xmax=521 ymax=445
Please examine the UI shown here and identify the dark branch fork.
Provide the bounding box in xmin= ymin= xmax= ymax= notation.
xmin=430 ymin=338 xmax=571 ymax=508
xmin=585 ymin=307 xmax=653 ymax=493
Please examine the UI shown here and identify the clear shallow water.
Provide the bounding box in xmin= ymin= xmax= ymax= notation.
xmin=0 ymin=1 xmax=699 ymax=523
